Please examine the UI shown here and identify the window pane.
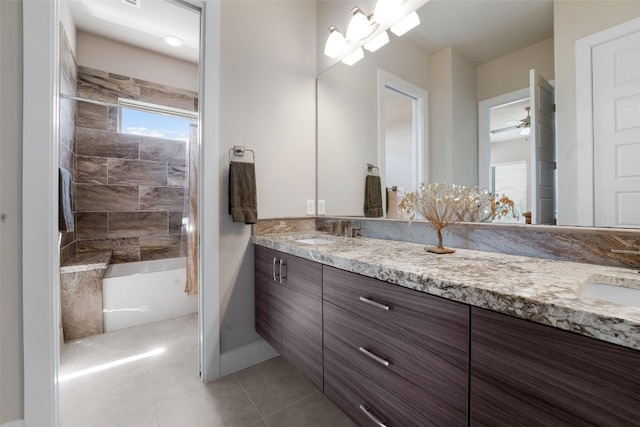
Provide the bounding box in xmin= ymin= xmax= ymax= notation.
xmin=120 ymin=109 xmax=192 ymax=142
xmin=492 ymin=162 xmax=527 ymax=223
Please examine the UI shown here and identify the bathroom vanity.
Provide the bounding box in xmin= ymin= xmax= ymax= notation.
xmin=253 ymin=233 xmax=640 ymax=426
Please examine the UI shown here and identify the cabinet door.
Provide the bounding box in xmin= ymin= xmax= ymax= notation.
xmin=281 ymin=253 xmax=323 ymax=390
xmin=255 ymin=246 xmax=282 ymax=353
xmin=470 ymin=307 xmax=640 ymax=426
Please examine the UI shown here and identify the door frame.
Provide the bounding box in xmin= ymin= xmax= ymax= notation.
xmin=477 ymin=87 xmax=529 ymax=191
xmin=576 ymin=15 xmax=640 ymax=227
xmin=377 ymin=70 xmax=428 ymax=200
xmin=22 ymin=0 xmax=220 ymax=424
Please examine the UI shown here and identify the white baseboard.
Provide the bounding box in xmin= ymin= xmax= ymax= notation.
xmin=1 ymin=419 xmax=24 ymax=427
xmin=220 ymin=339 xmax=279 ymax=376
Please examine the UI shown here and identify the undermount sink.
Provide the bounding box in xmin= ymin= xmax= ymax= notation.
xmin=578 ymin=277 xmax=640 ymax=308
xmin=294 ymin=238 xmax=335 ymax=245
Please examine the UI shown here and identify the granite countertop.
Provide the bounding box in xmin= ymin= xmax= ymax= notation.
xmin=252 ymin=232 xmax=640 ymax=352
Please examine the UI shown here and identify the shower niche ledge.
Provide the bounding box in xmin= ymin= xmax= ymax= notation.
xmin=60 ymin=250 xmax=112 ymax=341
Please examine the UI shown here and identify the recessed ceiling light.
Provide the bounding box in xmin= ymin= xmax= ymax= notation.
xmin=163 ymin=35 xmax=184 ymax=48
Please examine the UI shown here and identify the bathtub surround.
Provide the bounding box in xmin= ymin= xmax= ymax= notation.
xmin=73 ymin=66 xmax=198 ymax=264
xmin=60 ymin=251 xmax=112 ymax=341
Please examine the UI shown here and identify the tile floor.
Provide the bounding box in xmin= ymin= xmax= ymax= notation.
xmin=59 ymin=313 xmax=356 ymax=427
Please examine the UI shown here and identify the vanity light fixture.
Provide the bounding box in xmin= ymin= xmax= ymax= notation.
xmin=324 ymin=26 xmax=348 ymax=58
xmin=364 ymin=30 xmax=390 ymax=52
xmin=342 ymin=46 xmax=365 ymax=65
xmin=346 ymin=6 xmax=376 ymax=42
xmin=163 ymin=35 xmax=184 ymax=47
xmin=324 ymin=0 xmax=422 ymax=66
xmin=373 ymin=0 xmax=403 ymax=27
xmin=390 ymin=10 xmax=420 ymax=36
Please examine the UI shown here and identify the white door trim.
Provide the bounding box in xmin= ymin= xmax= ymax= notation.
xmin=23 ymin=1 xmax=221 ymax=424
xmin=22 ymin=0 xmax=60 ymax=425
xmin=576 ymin=15 xmax=640 ymax=227
xmin=377 ymin=70 xmax=429 ymax=194
xmin=477 ymin=87 xmax=529 ymax=190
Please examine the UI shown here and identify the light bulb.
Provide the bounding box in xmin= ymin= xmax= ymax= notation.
xmin=364 ymin=30 xmax=389 ymax=52
xmin=373 ymin=0 xmax=402 ymax=27
xmin=342 ymin=47 xmax=364 ymax=66
xmin=346 ymin=7 xmax=373 ymax=42
xmin=163 ymin=35 xmax=184 ymax=47
xmin=390 ymin=11 xmax=420 ymax=36
xmin=324 ymin=26 xmax=347 ymax=58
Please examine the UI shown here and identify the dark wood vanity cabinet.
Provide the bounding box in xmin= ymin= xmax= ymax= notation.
xmin=470 ymin=307 xmax=640 ymax=426
xmin=323 ymin=266 xmax=470 ymax=427
xmin=255 ymin=245 xmax=640 ymax=427
xmin=254 ymin=246 xmax=323 ymax=390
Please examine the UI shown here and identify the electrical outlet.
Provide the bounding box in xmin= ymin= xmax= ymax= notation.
xmin=306 ymin=199 xmax=315 ymax=215
xmin=318 ymin=200 xmax=326 ymax=215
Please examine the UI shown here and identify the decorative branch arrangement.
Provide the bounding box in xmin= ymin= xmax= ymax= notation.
xmin=399 ymin=183 xmax=517 ymax=254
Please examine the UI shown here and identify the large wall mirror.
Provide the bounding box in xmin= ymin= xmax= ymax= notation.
xmin=317 ymin=0 xmax=557 ymax=223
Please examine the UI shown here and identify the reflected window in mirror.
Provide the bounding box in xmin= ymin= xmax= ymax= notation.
xmin=491 ymin=162 xmax=527 ymax=224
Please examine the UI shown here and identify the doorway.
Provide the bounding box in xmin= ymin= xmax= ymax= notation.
xmin=22 ymin=1 xmax=221 ymax=424
xmin=377 ymin=70 xmax=428 ymax=218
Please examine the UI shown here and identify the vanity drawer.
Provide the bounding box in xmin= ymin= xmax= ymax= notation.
xmin=324 ymin=301 xmax=468 ymax=426
xmin=323 ymin=266 xmax=469 ymax=363
xmin=324 ymin=350 xmax=437 ymax=427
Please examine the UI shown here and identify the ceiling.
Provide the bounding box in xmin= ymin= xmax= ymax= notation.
xmin=68 ymin=0 xmax=201 ymax=64
xmin=490 ymin=98 xmax=530 ymax=143
xmin=409 ymin=0 xmax=554 ymax=65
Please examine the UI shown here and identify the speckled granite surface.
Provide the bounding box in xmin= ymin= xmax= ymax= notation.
xmin=60 ymin=250 xmax=112 ymax=274
xmin=252 ymin=233 xmax=640 ymax=352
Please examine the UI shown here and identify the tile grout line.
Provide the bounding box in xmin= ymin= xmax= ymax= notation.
xmin=232 ymin=373 xmax=270 ymax=427
xmin=256 ymin=389 xmax=319 ymax=421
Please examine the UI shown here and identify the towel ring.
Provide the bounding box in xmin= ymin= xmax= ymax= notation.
xmin=367 ymin=163 xmax=379 ymax=174
xmin=229 ymin=145 xmax=255 ymax=163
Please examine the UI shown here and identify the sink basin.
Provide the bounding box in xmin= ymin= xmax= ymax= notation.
xmin=578 ymin=282 xmax=640 ymax=308
xmin=294 ymin=238 xmax=335 ymax=245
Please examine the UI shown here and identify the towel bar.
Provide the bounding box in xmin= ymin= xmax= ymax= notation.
xmin=229 ymin=145 xmax=255 ymax=163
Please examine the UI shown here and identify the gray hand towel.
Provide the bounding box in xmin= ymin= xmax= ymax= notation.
xmin=229 ymin=161 xmax=258 ymax=224
xmin=364 ymin=175 xmax=383 ymax=218
xmin=59 ymin=167 xmax=74 ymax=232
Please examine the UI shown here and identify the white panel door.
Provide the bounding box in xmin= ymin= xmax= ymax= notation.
xmin=593 ymin=30 xmax=640 ymax=228
xmin=529 ymin=69 xmax=556 ymax=224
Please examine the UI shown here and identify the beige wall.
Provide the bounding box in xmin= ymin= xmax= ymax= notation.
xmin=0 ymin=0 xmax=24 ymax=423
xmin=219 ymin=0 xmax=317 ymax=352
xmin=76 ymin=32 xmax=199 ymax=93
xmin=429 ymin=47 xmax=477 ymax=186
xmin=554 ymin=0 xmax=640 ymax=225
xmin=477 ymin=37 xmax=554 ymax=102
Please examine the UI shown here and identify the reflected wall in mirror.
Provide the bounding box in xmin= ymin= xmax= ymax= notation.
xmin=317 ymin=0 xmax=640 ymax=228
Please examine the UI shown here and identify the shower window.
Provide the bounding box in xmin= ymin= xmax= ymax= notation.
xmin=117 ymin=98 xmax=197 ymax=141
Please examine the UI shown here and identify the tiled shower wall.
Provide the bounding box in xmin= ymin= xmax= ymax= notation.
xmin=72 ymin=67 xmax=198 ymax=263
xmin=59 ymin=24 xmax=77 ymax=265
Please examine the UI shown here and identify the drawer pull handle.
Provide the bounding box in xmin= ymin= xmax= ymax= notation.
xmin=272 ymin=257 xmax=278 ymax=281
xmin=359 ymin=404 xmax=388 ymax=427
xmin=359 ymin=296 xmax=390 ymax=311
xmin=358 ymin=346 xmax=390 ymax=367
xmin=279 ymin=259 xmax=286 ymax=284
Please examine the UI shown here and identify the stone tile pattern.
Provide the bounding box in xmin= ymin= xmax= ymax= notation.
xmin=316 ymin=217 xmax=640 ymax=269
xmin=253 ymin=217 xmax=317 ymax=235
xmin=59 ymin=23 xmax=77 ymax=265
xmin=74 ymin=66 xmax=197 ymax=263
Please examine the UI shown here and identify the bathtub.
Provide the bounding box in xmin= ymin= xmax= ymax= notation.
xmin=102 ymin=257 xmax=197 ymax=332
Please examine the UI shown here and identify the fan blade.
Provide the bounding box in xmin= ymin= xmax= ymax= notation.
xmin=490 ymin=125 xmax=519 ymax=135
